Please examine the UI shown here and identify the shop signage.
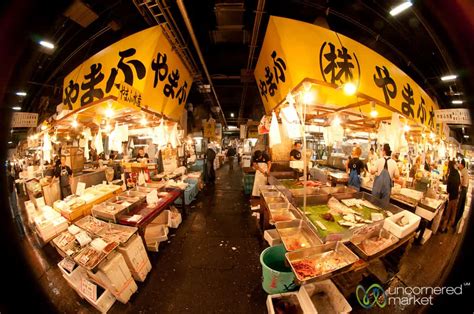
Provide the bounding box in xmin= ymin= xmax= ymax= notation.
xmin=434 ymin=109 xmax=471 ymax=125
xmin=203 ymin=119 xmax=216 ymax=138
xmin=214 ymin=123 xmax=222 ymax=140
xmin=254 ymin=16 xmax=440 ymax=131
xmin=11 ymin=112 xmax=38 ymax=128
xmin=63 ymin=26 xmax=193 ymax=120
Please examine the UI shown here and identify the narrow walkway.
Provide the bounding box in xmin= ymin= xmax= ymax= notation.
xmin=20 ymin=162 xmax=267 ymax=313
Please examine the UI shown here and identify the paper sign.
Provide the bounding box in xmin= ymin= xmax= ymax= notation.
xmin=81 ymin=278 xmax=98 ymax=302
xmin=60 ymin=258 xmax=76 ymax=273
xmin=127 ymin=214 xmax=142 ymax=222
xmin=36 ymin=197 xmax=46 ymax=209
xmin=146 ymin=190 xmax=159 ymax=205
xmin=68 ymin=224 xmax=81 ymax=235
xmin=434 ymin=109 xmax=471 ymax=125
xmin=76 ymin=182 xmax=86 ymax=196
xmin=90 ymin=238 xmax=108 ymax=251
xmin=75 ymin=231 xmax=92 ymax=247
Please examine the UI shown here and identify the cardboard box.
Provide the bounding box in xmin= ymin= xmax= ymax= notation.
xmin=383 ymin=210 xmax=421 ymax=238
xmin=298 ymin=280 xmax=352 ymax=313
xmin=117 ymin=234 xmax=152 ymax=282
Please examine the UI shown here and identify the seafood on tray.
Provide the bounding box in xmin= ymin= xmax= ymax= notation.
xmin=327 ymin=197 xmax=357 ymax=215
xmin=74 ymin=215 xmax=108 ymax=234
xmin=291 ymin=252 xmax=346 ymax=281
xmin=294 ymin=180 xmax=322 ymax=187
xmin=360 ymin=236 xmax=395 ymax=255
xmin=281 ymin=234 xmax=312 ymax=251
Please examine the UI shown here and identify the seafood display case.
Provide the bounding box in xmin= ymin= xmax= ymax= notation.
xmin=349 ymin=223 xmax=399 ymax=259
xmin=285 ymin=241 xmax=359 ymax=284
xmin=275 ymin=219 xmax=322 ymax=251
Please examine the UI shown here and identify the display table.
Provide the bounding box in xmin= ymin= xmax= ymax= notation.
xmin=71 ymin=168 xmax=106 ymax=194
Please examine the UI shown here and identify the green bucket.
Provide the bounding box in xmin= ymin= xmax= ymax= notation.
xmin=260 ymin=244 xmax=298 ymax=294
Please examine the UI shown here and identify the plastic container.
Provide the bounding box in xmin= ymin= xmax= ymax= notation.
xmin=298 ymin=280 xmax=352 ymax=313
xmin=243 ymin=173 xmax=255 ymax=195
xmin=264 ymin=229 xmax=282 ymax=246
xmin=260 ymin=245 xmax=298 ymax=294
xmin=383 ymin=210 xmax=421 ymax=238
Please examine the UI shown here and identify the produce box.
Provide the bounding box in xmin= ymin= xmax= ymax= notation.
xmin=298 ymin=280 xmax=352 ymax=313
xmin=383 ymin=210 xmax=421 ymax=238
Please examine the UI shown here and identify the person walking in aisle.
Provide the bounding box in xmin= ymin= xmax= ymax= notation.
xmin=455 ymin=159 xmax=469 ymax=226
xmin=441 ymin=160 xmax=461 ymax=233
xmin=205 ymin=143 xmax=217 ymax=184
xmin=371 ymin=144 xmax=399 ymax=206
xmin=251 ymin=150 xmax=272 ymax=197
xmin=226 ymin=145 xmax=236 ymax=171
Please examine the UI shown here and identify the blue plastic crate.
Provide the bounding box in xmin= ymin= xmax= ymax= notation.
xmin=174 ymin=181 xmax=199 ymax=205
xmin=243 ymin=173 xmax=255 ymax=195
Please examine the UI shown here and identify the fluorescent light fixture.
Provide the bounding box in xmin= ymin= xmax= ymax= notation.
xmin=39 ymin=40 xmax=55 ymax=49
xmin=8 ymin=141 xmax=12 ymax=144
xmin=16 ymin=91 xmax=27 ymax=96
xmin=138 ymin=136 xmax=151 ymax=139
xmin=390 ymin=1 xmax=413 ymax=16
xmin=464 ymin=135 xmax=469 ymax=139
xmin=370 ymin=101 xmax=378 ymax=117
xmin=441 ymin=74 xmax=457 ymax=81
xmin=332 ymin=116 xmax=341 ymax=126
xmin=12 ymin=106 xmax=21 ymax=111
xmin=404 ymin=124 xmax=410 ymax=132
xmin=230 ymin=113 xmax=235 ymax=118
xmin=312 ymin=118 xmax=325 ymax=123
xmin=452 ymin=100 xmax=463 ymax=104
xmin=343 ymin=82 xmax=357 ymax=96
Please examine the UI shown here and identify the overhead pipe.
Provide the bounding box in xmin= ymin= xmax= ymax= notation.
xmin=238 ymin=0 xmax=266 ymax=125
xmin=176 ymin=0 xmax=227 ymax=128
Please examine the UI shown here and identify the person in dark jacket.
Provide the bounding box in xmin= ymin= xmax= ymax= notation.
xmin=440 ymin=160 xmax=461 ymax=233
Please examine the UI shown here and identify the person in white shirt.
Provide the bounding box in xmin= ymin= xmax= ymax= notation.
xmin=455 ymin=159 xmax=469 ymax=225
xmin=370 ymin=144 xmax=400 ymax=206
xmin=371 ymin=145 xmax=400 ymax=180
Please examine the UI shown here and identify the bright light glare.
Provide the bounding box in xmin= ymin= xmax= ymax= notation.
xmin=332 ymin=116 xmax=341 ymax=126
xmin=41 ymin=124 xmax=47 ymax=131
xmin=441 ymin=75 xmax=457 ymax=81
xmin=452 ymin=100 xmax=463 ymax=105
xmin=302 ymin=91 xmax=315 ymax=104
xmin=8 ymin=141 xmax=12 ymax=144
xmin=430 ymin=132 xmax=435 ymax=139
xmin=343 ymin=82 xmax=357 ymax=95
xmin=464 ymin=135 xmax=470 ymax=139
xmin=105 ymin=108 xmax=114 ymax=118
xmin=16 ymin=91 xmax=27 ymax=96
xmin=72 ymin=120 xmax=78 ymax=128
xmin=39 ymin=40 xmax=55 ymax=49
xmin=404 ymin=124 xmax=410 ymax=132
xmin=12 ymin=106 xmax=21 ymax=111
xmin=370 ymin=109 xmax=378 ymax=117
xmin=230 ymin=113 xmax=235 ymax=118
xmin=140 ymin=117 xmax=148 ymax=126
xmin=390 ymin=1 xmax=413 ymax=16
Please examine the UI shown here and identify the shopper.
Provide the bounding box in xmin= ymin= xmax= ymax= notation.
xmin=346 ymin=146 xmax=366 ymax=191
xmin=455 ymin=159 xmax=469 ymax=225
xmin=290 ymin=142 xmax=302 ymax=160
xmin=424 ymin=155 xmax=432 ymax=172
xmin=226 ymin=145 xmax=236 ymax=171
xmin=371 ymin=144 xmax=399 ymax=206
xmin=53 ymin=156 xmax=73 ymax=199
xmin=205 ymin=143 xmax=217 ymax=184
xmin=136 ymin=148 xmax=149 ymax=161
xmin=441 ymin=160 xmax=461 ymax=233
xmin=251 ymin=150 xmax=272 ymax=197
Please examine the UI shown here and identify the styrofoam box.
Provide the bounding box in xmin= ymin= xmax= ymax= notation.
xmin=266 ymin=292 xmax=310 ymax=314
xmin=146 ymin=241 xmax=159 ymax=252
xmin=88 ymin=252 xmax=138 ymax=304
xmin=151 ymin=210 xmax=170 ymax=226
xmin=420 ymin=228 xmax=432 ymax=245
xmin=144 ymin=224 xmax=169 ymax=243
xmin=58 ymin=261 xmax=88 ymax=293
xmin=169 ymin=211 xmax=182 ymax=228
xmin=78 ymin=285 xmax=116 ymax=313
xmin=383 ymin=210 xmax=421 ymax=239
xmin=117 ymin=234 xmax=152 ymax=282
xmin=263 ymin=229 xmax=282 ymax=246
xmin=298 ymin=280 xmax=352 ymax=314
xmin=415 ymin=206 xmax=437 ymax=221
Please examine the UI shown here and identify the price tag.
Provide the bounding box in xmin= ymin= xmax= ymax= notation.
xmin=76 ymin=182 xmax=86 ymax=196
xmin=81 ymin=278 xmax=98 ymax=301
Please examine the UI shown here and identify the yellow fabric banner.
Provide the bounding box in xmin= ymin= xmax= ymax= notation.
xmin=254 ymin=16 xmax=439 ymax=130
xmin=63 ymin=26 xmax=192 ymax=120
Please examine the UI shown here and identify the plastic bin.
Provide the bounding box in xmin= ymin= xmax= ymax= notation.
xmin=260 ymin=245 xmax=298 ymax=294
xmin=243 ymin=173 xmax=255 ymax=195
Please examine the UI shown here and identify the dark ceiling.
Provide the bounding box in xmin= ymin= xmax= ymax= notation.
xmin=2 ymin=0 xmax=473 ymax=145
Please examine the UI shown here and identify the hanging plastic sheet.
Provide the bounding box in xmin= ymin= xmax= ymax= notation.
xmin=169 ymin=123 xmax=179 ymax=148
xmin=94 ymin=128 xmax=104 ymax=154
xmin=269 ymin=111 xmax=281 ymax=147
xmin=280 ymin=102 xmax=302 ymax=139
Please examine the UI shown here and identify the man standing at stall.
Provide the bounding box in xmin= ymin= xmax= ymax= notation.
xmin=456 ymin=159 xmax=469 ymax=226
xmin=251 ymin=150 xmax=272 ymax=197
xmin=371 ymin=144 xmax=399 ymax=206
xmin=53 ymin=156 xmax=73 ymax=199
xmin=346 ymin=146 xmax=366 ymax=191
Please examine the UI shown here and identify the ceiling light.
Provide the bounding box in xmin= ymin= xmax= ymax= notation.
xmin=140 ymin=117 xmax=148 ymax=126
xmin=332 ymin=116 xmax=341 ymax=126
xmin=430 ymin=132 xmax=435 ymax=139
xmin=302 ymin=90 xmax=315 ymax=104
xmin=72 ymin=120 xmax=78 ymax=128
xmin=8 ymin=141 xmax=12 ymax=144
xmin=41 ymin=124 xmax=47 ymax=131
xmin=16 ymin=91 xmax=27 ymax=96
xmin=66 ymin=135 xmax=71 ymax=141
xmin=345 ymin=127 xmax=351 ymax=133
xmin=390 ymin=1 xmax=413 ymax=16
xmin=230 ymin=113 xmax=235 ymax=118
xmin=343 ymin=82 xmax=357 ymax=96
xmin=441 ymin=74 xmax=457 ymax=81
xmin=404 ymin=124 xmax=410 ymax=132
xmin=464 ymin=135 xmax=470 ymax=139
xmin=452 ymin=100 xmax=463 ymax=105
xmin=312 ymin=118 xmax=325 ymax=123
xmin=105 ymin=108 xmax=114 ymax=118
xmin=370 ymin=101 xmax=378 ymax=117
xmin=12 ymin=106 xmax=21 ymax=111
xmin=39 ymin=40 xmax=55 ymax=49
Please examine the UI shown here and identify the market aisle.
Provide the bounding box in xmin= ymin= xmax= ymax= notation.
xmin=110 ymin=162 xmax=267 ymax=313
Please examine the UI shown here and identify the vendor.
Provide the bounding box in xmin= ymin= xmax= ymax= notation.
xmin=441 ymin=160 xmax=460 ymax=233
xmin=136 ymin=148 xmax=149 ymax=162
xmin=53 ymin=156 xmax=73 ymax=199
xmin=290 ymin=142 xmax=302 ymax=160
xmin=456 ymin=159 xmax=469 ymax=226
xmin=346 ymin=146 xmax=366 ymax=191
xmin=371 ymin=144 xmax=399 ymax=206
xmin=251 ymin=150 xmax=272 ymax=197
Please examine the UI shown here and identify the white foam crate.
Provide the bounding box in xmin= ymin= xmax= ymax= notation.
xmin=383 ymin=210 xmax=421 ymax=238
xmin=298 ymin=280 xmax=352 ymax=313
xmin=266 ymin=292 xmax=310 ymax=314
